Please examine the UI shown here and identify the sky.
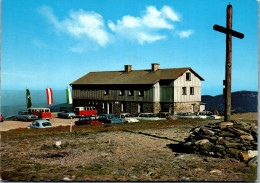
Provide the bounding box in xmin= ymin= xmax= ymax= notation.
xmin=1 ymin=0 xmax=258 ymax=95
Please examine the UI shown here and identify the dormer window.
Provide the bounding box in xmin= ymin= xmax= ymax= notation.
xmin=138 ymin=90 xmax=144 ymax=96
xmin=119 ymin=90 xmax=124 ymax=96
xmin=186 ymin=73 xmax=191 ymax=81
xmin=104 ymin=90 xmax=109 ymax=95
xmin=128 ymin=90 xmax=134 ymax=96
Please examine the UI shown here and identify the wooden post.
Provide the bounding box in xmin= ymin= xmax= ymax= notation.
xmin=70 ymin=117 xmax=72 ymax=133
xmin=225 ymin=4 xmax=232 ymax=122
xmin=213 ymin=4 xmax=244 ymax=122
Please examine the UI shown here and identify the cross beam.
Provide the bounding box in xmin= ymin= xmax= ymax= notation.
xmin=213 ymin=4 xmax=244 ymax=122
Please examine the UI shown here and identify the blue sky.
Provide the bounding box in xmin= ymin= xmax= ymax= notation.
xmin=1 ymin=0 xmax=258 ymax=95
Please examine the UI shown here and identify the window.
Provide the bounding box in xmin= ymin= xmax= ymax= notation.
xmin=138 ymin=90 xmax=144 ymax=96
xmin=190 ymin=87 xmax=194 ymax=95
xmin=104 ymin=90 xmax=109 ymax=95
xmin=182 ymin=87 xmax=187 ymax=95
xmin=186 ymin=73 xmax=191 ymax=81
xmin=119 ymin=90 xmax=124 ymax=96
xmin=128 ymin=90 xmax=134 ymax=96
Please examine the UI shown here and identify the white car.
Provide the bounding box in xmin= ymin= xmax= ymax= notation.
xmin=136 ymin=113 xmax=166 ymax=121
xmin=119 ymin=113 xmax=139 ymax=123
xmin=209 ymin=115 xmax=221 ymax=119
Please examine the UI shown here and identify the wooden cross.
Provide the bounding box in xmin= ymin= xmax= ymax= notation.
xmin=213 ymin=4 xmax=244 ymax=122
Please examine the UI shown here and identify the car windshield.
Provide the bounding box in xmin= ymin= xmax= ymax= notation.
xmin=107 ymin=115 xmax=115 ymax=119
xmin=42 ymin=122 xmax=51 ymax=126
xmin=89 ymin=116 xmax=96 ymax=121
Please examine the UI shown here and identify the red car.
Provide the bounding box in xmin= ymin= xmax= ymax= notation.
xmin=75 ymin=115 xmax=103 ymax=125
xmin=1 ymin=114 xmax=4 ymax=122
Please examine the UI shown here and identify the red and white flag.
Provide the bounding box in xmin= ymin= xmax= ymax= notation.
xmin=46 ymin=88 xmax=53 ymax=105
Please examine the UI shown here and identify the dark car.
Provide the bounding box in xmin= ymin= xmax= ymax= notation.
xmin=98 ymin=114 xmax=122 ymax=124
xmin=75 ymin=115 xmax=103 ymax=125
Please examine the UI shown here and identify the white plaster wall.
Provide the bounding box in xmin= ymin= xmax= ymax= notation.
xmin=174 ymin=70 xmax=202 ymax=102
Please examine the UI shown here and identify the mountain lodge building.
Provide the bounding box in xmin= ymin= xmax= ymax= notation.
xmin=70 ymin=63 xmax=204 ymax=116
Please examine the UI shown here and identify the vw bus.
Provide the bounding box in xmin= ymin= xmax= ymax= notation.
xmin=29 ymin=108 xmax=51 ymax=119
xmin=74 ymin=106 xmax=97 ymax=117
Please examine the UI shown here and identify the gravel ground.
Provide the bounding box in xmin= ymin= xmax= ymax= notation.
xmin=0 ymin=113 xmax=257 ymax=181
xmin=0 ymin=116 xmax=77 ymax=131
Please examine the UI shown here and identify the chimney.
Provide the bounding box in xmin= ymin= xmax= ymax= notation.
xmin=152 ymin=63 xmax=160 ymax=72
xmin=125 ymin=65 xmax=132 ymax=73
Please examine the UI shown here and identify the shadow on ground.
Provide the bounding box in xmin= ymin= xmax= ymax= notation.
xmin=122 ymin=130 xmax=183 ymax=143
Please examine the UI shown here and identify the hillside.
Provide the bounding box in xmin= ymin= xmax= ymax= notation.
xmin=202 ymin=91 xmax=258 ymax=112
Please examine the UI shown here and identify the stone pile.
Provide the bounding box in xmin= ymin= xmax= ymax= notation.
xmin=182 ymin=121 xmax=258 ymax=166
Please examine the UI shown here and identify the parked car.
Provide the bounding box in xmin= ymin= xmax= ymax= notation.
xmin=1 ymin=114 xmax=4 ymax=122
xmin=27 ymin=119 xmax=53 ymax=129
xmin=98 ymin=114 xmax=123 ymax=124
xmin=119 ymin=113 xmax=139 ymax=123
xmin=209 ymin=115 xmax=221 ymax=120
xmin=58 ymin=110 xmax=76 ymax=119
xmin=173 ymin=112 xmax=197 ymax=119
xmin=14 ymin=111 xmax=38 ymax=121
xmin=135 ymin=113 xmax=166 ymax=121
xmin=75 ymin=115 xmax=103 ymax=125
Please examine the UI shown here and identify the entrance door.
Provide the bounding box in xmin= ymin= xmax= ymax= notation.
xmin=192 ymin=104 xmax=197 ymax=113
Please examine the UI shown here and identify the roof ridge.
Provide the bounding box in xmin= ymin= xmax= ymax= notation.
xmin=89 ymin=67 xmax=190 ymax=73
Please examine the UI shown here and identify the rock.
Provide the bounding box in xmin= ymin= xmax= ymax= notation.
xmin=239 ymin=152 xmax=249 ymax=162
xmin=226 ymin=148 xmax=242 ymax=157
xmin=240 ymin=134 xmax=254 ymax=141
xmin=248 ymin=150 xmax=258 ymax=158
xmin=219 ymin=122 xmax=233 ymax=129
xmin=128 ymin=174 xmax=137 ymax=179
xmin=195 ymin=139 xmax=209 ymax=145
xmin=233 ymin=122 xmax=251 ymax=132
xmin=199 ymin=142 xmax=215 ymax=152
xmin=183 ymin=142 xmax=193 ymax=147
xmin=248 ymin=156 xmax=257 ymax=167
xmin=202 ymin=128 xmax=215 ymax=136
xmin=251 ymin=128 xmax=258 ymax=141
xmin=180 ymin=120 xmax=257 ymax=163
xmin=63 ymin=176 xmax=70 ymax=181
xmin=215 ymin=145 xmax=225 ymax=152
xmin=210 ymin=169 xmax=222 ymax=174
xmin=227 ymin=127 xmax=248 ymax=136
xmin=218 ymin=131 xmax=236 ymax=137
xmin=224 ymin=142 xmax=244 ymax=149
xmin=216 ymin=138 xmax=228 ymax=145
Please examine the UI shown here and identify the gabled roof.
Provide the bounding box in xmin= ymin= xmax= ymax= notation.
xmin=70 ymin=67 xmax=204 ymax=85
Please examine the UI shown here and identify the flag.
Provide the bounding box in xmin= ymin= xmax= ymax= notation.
xmin=26 ymin=89 xmax=32 ymax=108
xmin=46 ymin=88 xmax=53 ymax=105
xmin=66 ymin=88 xmax=72 ymax=104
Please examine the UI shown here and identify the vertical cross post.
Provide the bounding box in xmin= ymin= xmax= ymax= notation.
xmin=225 ymin=4 xmax=232 ymax=122
xmin=213 ymin=4 xmax=244 ymax=122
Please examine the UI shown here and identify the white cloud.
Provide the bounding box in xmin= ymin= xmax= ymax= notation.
xmin=108 ymin=5 xmax=181 ymax=44
xmin=178 ymin=30 xmax=194 ymax=38
xmin=38 ymin=6 xmax=111 ymax=48
xmin=114 ymin=6 xmax=192 ymax=43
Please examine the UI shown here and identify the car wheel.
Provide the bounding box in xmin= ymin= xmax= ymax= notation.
xmin=25 ymin=118 xmax=28 ymax=122
xmin=14 ymin=117 xmax=18 ymax=121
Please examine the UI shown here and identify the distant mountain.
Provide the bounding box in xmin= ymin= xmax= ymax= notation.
xmin=202 ymin=91 xmax=258 ymax=112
